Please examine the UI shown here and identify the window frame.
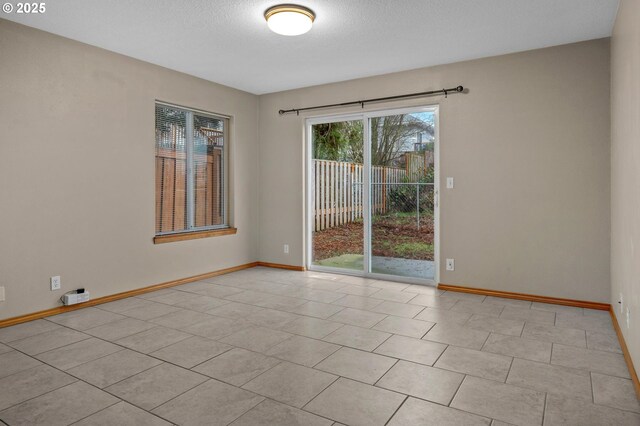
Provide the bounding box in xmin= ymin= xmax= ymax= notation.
xmin=154 ymin=101 xmax=232 ymax=241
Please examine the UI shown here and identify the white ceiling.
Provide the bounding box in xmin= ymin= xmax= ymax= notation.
xmin=4 ymin=0 xmax=619 ymax=94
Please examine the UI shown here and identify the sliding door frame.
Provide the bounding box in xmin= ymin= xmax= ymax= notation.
xmin=305 ymin=105 xmax=440 ymax=286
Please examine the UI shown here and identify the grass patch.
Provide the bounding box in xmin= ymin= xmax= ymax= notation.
xmin=393 ymin=242 xmax=433 ymax=258
xmin=315 ymin=254 xmax=363 ymax=270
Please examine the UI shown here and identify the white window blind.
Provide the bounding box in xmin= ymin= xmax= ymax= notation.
xmin=155 ymin=103 xmax=228 ymax=235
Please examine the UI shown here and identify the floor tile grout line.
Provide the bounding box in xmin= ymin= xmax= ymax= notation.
xmin=316 ymin=355 xmax=487 ymax=400
xmin=478 ymin=332 xmax=493 ymax=352
xmin=191 ymin=356 xmax=278 ymax=389
xmin=186 ymin=345 xmax=238 ymax=371
xmin=383 ymin=395 xmax=409 ymax=426
xmin=504 ymin=356 xmax=516 ymax=384
xmin=80 ymin=359 xmax=163 ymax=392
xmin=411 ymin=305 xmax=427 ymax=320
xmin=0 ymin=369 xmax=81 ymax=414
xmin=109 ymin=326 xmax=193 ymax=354
xmin=299 ymin=374 xmax=412 ymax=424
xmin=165 ymin=281 xmax=352 ymax=313
xmin=234 ymin=356 xmax=288 ymax=390
xmin=360 ymin=370 xmax=468 ymax=411
xmin=4 ymin=323 xmax=91 ymax=354
xmin=478 ymin=331 xmax=493 ymax=354
xmin=447 ymin=374 xmax=469 ymax=408
xmin=219 ymin=282 xmax=418 ymax=315
xmin=428 ymin=343 xmax=449 ymax=368
xmin=256 ymin=396 xmax=338 ymax=425
xmin=395 ymin=348 xmax=516 ymax=387
xmin=36 ymin=346 xmax=129 ymax=375
xmin=299 ymin=374 xmax=341 ymax=411
xmin=373 ymin=380 xmax=473 ymax=412
xmin=592 ymin=397 xmax=640 ymax=415
xmin=132 ymin=376 xmax=237 ymax=423
xmin=419 ymin=320 xmax=436 ymax=339
xmin=370 ymin=332 xmax=395 ymax=353
xmin=0 ymin=358 xmax=45 ymax=384
xmin=66 ymin=399 xmax=127 ymax=426
xmin=5 ymin=329 xmax=93 ymax=355
xmin=369 ymin=314 xmax=390 ymax=329
xmin=311 ymin=364 xmax=400 ymax=399
xmin=0 ymin=369 xmax=118 ymax=420
xmin=372 ymin=358 xmax=401 ymax=387
xmin=541 ymin=391 xmax=548 ymax=426
xmin=309 ymin=344 xmax=344 ymax=369
xmin=0 ymin=322 xmax=67 ymax=345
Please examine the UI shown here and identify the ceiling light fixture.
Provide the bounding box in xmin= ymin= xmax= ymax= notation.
xmin=265 ymin=4 xmax=315 ymax=36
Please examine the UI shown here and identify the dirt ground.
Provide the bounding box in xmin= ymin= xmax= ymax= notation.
xmin=313 ymin=214 xmax=434 ymax=261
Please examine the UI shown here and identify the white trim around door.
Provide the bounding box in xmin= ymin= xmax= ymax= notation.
xmin=305 ymin=105 xmax=440 ymax=287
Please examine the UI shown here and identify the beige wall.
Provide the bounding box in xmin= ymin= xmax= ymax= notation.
xmin=258 ymin=39 xmax=611 ymax=302
xmin=0 ymin=19 xmax=614 ymax=321
xmin=611 ymin=0 xmax=640 ymax=374
xmin=0 ymin=20 xmax=259 ymax=320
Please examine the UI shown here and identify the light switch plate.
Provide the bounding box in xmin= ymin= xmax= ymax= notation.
xmin=446 ymin=177 xmax=454 ymax=189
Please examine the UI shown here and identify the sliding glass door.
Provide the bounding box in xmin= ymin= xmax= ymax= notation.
xmin=308 ymin=106 xmax=438 ymax=284
xmin=368 ymin=111 xmax=437 ymax=280
xmin=310 ymin=118 xmax=364 ymax=273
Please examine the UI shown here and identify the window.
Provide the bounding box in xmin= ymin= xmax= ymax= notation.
xmin=155 ymin=103 xmax=229 ymax=239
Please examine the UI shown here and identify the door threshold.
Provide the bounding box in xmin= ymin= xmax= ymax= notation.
xmin=307 ymin=265 xmax=437 ymax=287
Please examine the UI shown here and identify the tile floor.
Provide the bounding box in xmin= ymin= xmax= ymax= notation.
xmin=0 ymin=267 xmax=638 ymax=425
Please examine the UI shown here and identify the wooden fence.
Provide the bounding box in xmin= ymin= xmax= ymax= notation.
xmin=155 ymin=148 xmax=223 ymax=233
xmin=155 ymin=121 xmax=225 ymax=234
xmin=405 ymin=151 xmax=434 ymax=180
xmin=313 ymin=160 xmax=407 ymax=231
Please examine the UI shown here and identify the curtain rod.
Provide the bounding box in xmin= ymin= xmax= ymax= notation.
xmin=278 ymin=85 xmax=465 ymax=115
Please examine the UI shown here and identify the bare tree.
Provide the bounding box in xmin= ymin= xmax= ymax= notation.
xmin=312 ymin=113 xmax=433 ymax=166
xmin=370 ymin=115 xmax=433 ymax=167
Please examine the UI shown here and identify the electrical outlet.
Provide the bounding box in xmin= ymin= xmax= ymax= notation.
xmin=626 ymin=307 xmax=630 ymax=329
xmin=620 ymin=293 xmax=624 ymax=314
xmin=284 ymin=244 xmax=289 ymax=254
xmin=50 ymin=276 xmax=61 ymax=291
xmin=446 ymin=258 xmax=455 ymax=271
xmin=0 ymin=286 xmax=5 ymax=302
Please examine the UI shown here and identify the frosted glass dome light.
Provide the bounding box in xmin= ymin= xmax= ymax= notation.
xmin=265 ymin=4 xmax=315 ymax=36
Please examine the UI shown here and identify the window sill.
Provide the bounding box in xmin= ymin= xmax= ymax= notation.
xmin=154 ymin=228 xmax=237 ymax=244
